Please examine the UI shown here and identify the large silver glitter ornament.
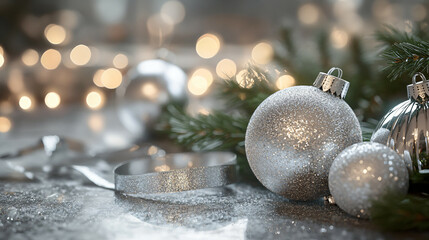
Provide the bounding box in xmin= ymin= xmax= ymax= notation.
xmin=372 ymin=73 xmax=429 ymax=174
xmin=329 ymin=142 xmax=409 ymax=219
xmin=116 ymin=59 xmax=188 ymax=140
xmin=245 ymin=67 xmax=362 ymax=201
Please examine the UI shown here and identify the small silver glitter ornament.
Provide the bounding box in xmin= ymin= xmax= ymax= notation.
xmin=116 ymin=59 xmax=188 ymax=140
xmin=329 ymin=142 xmax=409 ymax=219
xmin=371 ymin=73 xmax=429 ymax=174
xmin=245 ymin=67 xmax=362 ymax=201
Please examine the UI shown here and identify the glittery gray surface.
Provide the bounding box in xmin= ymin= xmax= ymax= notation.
xmin=328 ymin=142 xmax=409 ymax=219
xmin=245 ymin=86 xmax=362 ymax=201
xmin=2 ymin=180 xmax=428 ymax=240
xmin=1 ymin=105 xmax=427 ymax=239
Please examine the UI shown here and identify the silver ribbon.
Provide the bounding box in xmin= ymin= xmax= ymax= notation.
xmin=114 ymin=152 xmax=237 ymax=195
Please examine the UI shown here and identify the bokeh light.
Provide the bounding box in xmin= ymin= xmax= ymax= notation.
xmin=19 ymin=96 xmax=33 ymax=111
xmin=192 ymin=68 xmax=213 ymax=86
xmin=44 ymin=24 xmax=66 ymax=45
xmin=298 ymin=3 xmax=320 ymax=25
xmin=113 ymin=53 xmax=128 ymax=69
xmin=216 ymin=59 xmax=237 ymax=79
xmin=276 ymin=75 xmax=296 ymax=90
xmin=93 ymin=69 xmax=105 ymax=87
xmin=188 ymin=76 xmax=210 ymax=96
xmin=330 ymin=28 xmax=349 ymax=48
xmin=44 ymin=92 xmax=61 ymax=109
xmin=41 ymin=49 xmax=62 ymax=70
xmin=88 ymin=113 xmax=104 ymax=132
xmin=160 ymin=0 xmax=186 ymax=25
xmin=101 ymin=68 xmax=122 ymax=89
xmin=196 ymin=33 xmax=221 ymax=59
xmin=236 ymin=70 xmax=254 ymax=88
xmin=86 ymin=91 xmax=105 ymax=109
xmin=251 ymin=42 xmax=273 ymax=65
xmin=141 ymin=82 xmax=160 ymax=101
xmin=21 ymin=49 xmax=39 ymax=66
xmin=0 ymin=53 xmax=5 ymax=68
xmin=70 ymin=44 xmax=91 ymax=66
xmin=147 ymin=14 xmax=174 ymax=37
xmin=0 ymin=116 xmax=12 ymax=133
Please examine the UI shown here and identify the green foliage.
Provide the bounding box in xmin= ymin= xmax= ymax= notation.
xmin=218 ymin=64 xmax=276 ymax=114
xmin=371 ymin=193 xmax=429 ymax=231
xmin=377 ymin=26 xmax=429 ymax=81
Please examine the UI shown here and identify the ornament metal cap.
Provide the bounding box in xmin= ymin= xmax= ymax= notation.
xmin=407 ymin=72 xmax=429 ymax=103
xmin=313 ymin=67 xmax=349 ymax=99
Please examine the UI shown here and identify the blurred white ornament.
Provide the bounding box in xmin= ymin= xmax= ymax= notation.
xmin=245 ymin=68 xmax=362 ymax=201
xmin=372 ymin=73 xmax=429 ymax=174
xmin=116 ymin=59 xmax=187 ymax=140
xmin=329 ymin=142 xmax=409 ymax=219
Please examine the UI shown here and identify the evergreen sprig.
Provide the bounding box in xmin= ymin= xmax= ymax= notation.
xmin=371 ymin=193 xmax=429 ymax=231
xmin=160 ymin=105 xmax=248 ymax=153
xmin=377 ymin=26 xmax=429 ymax=80
xmin=219 ymin=64 xmax=275 ymax=114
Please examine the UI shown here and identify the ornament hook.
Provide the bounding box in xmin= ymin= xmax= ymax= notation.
xmin=412 ymin=72 xmax=427 ymax=85
xmin=327 ymin=67 xmax=343 ymax=78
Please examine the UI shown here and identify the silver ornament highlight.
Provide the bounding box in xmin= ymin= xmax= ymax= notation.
xmin=245 ymin=68 xmax=362 ymax=201
xmin=371 ymin=73 xmax=429 ymax=174
xmin=116 ymin=59 xmax=188 ymax=140
xmin=329 ymin=142 xmax=409 ymax=219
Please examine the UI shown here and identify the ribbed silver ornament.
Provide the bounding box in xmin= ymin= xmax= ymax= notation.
xmin=371 ymin=72 xmax=429 ymax=174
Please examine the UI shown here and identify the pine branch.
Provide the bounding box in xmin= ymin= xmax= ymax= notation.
xmin=382 ymin=41 xmax=429 ymax=80
xmin=375 ymin=25 xmax=417 ymax=46
xmin=219 ymin=64 xmax=276 ymax=114
xmin=371 ymin=193 xmax=429 ymax=231
xmin=159 ymin=105 xmax=248 ymax=153
xmin=377 ymin=26 xmax=429 ymax=80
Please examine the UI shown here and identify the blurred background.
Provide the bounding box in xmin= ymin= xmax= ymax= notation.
xmin=0 ymin=0 xmax=428 ymax=153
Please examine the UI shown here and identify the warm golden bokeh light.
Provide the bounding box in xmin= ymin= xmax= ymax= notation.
xmin=192 ymin=68 xmax=213 ymax=86
xmin=298 ymin=4 xmax=320 ymax=25
xmin=44 ymin=24 xmax=66 ymax=45
xmin=93 ymin=69 xmax=105 ymax=87
xmin=141 ymin=82 xmax=160 ymax=101
xmin=101 ymin=68 xmax=122 ymax=89
xmin=216 ymin=58 xmax=237 ymax=79
xmin=330 ymin=28 xmax=349 ymax=48
xmin=7 ymin=68 xmax=24 ymax=93
xmin=44 ymin=92 xmax=61 ymax=109
xmin=196 ymin=33 xmax=221 ymax=59
xmin=251 ymin=42 xmax=274 ymax=65
xmin=41 ymin=49 xmax=62 ymax=70
xmin=276 ymin=75 xmax=296 ymax=90
xmin=0 ymin=54 xmax=5 ymax=68
xmin=88 ymin=113 xmax=104 ymax=132
xmin=70 ymin=44 xmax=91 ymax=66
xmin=188 ymin=76 xmax=210 ymax=96
xmin=19 ymin=96 xmax=33 ymax=110
xmin=0 ymin=116 xmax=12 ymax=133
xmin=113 ymin=53 xmax=128 ymax=69
xmin=147 ymin=14 xmax=174 ymax=37
xmin=236 ymin=70 xmax=254 ymax=88
xmin=21 ymin=49 xmax=39 ymax=66
xmin=86 ymin=91 xmax=105 ymax=109
xmin=160 ymin=0 xmax=186 ymax=25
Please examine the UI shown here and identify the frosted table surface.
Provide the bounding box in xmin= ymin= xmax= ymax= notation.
xmin=0 ymin=106 xmax=428 ymax=240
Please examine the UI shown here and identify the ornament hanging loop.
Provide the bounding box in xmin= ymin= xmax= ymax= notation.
xmin=327 ymin=67 xmax=343 ymax=79
xmin=313 ymin=67 xmax=349 ymax=99
xmin=407 ymin=72 xmax=429 ymax=103
xmin=412 ymin=72 xmax=427 ymax=85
